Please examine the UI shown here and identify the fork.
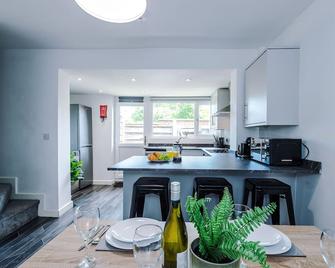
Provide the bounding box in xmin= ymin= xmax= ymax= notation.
xmin=92 ymin=225 xmax=111 ymax=245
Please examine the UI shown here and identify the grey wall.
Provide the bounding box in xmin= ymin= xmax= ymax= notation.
xmin=0 ymin=48 xmax=257 ymax=216
xmin=260 ymin=0 xmax=335 ymax=229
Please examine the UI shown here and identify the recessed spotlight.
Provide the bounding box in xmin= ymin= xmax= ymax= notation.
xmin=99 ymin=89 xmax=103 ymax=94
xmin=185 ymin=78 xmax=192 ymax=82
xmin=77 ymin=77 xmax=82 ymax=81
xmin=73 ymin=0 xmax=147 ymax=24
xmin=131 ymin=78 xmax=137 ymax=82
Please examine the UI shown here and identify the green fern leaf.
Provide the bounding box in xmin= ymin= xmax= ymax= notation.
xmin=186 ymin=187 xmax=277 ymax=267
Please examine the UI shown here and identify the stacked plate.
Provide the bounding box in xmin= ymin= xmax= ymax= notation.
xmin=105 ymin=218 xmax=162 ymax=250
xmin=247 ymin=224 xmax=292 ymax=255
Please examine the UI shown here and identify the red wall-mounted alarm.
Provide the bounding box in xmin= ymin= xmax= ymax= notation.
xmin=100 ymin=105 xmax=108 ymax=121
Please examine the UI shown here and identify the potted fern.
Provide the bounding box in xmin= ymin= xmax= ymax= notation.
xmin=70 ymin=153 xmax=84 ymax=194
xmin=186 ymin=188 xmax=276 ymax=268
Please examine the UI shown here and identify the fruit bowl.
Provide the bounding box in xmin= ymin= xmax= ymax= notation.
xmin=147 ymin=152 xmax=173 ymax=162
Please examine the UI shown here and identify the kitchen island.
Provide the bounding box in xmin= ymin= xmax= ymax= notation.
xmin=109 ymin=152 xmax=320 ymax=224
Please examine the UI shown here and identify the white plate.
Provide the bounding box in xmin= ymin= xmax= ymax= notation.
xmin=109 ymin=218 xmax=161 ymax=243
xmin=105 ymin=229 xmax=133 ymax=250
xmin=264 ymin=231 xmax=292 ymax=255
xmin=247 ymin=224 xmax=282 ymax=246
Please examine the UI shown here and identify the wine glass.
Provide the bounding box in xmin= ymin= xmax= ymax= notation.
xmin=321 ymin=229 xmax=335 ymax=267
xmin=74 ymin=206 xmax=101 ymax=268
xmin=133 ymin=224 xmax=163 ymax=268
xmin=232 ymin=204 xmax=251 ymax=219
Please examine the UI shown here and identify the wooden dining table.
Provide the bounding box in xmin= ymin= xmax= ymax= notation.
xmin=21 ymin=221 xmax=327 ymax=268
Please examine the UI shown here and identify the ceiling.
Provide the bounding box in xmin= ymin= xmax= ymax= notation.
xmin=69 ymin=69 xmax=231 ymax=96
xmin=0 ymin=0 xmax=314 ymax=49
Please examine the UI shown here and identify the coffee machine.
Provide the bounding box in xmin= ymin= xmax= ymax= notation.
xmin=235 ymin=137 xmax=251 ymax=158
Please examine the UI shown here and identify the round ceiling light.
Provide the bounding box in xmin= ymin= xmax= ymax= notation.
xmin=74 ymin=0 xmax=147 ymax=23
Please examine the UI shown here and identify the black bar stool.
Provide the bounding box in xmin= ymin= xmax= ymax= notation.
xmin=242 ymin=178 xmax=296 ymax=225
xmin=193 ymin=177 xmax=234 ymax=201
xmin=130 ymin=177 xmax=170 ymax=221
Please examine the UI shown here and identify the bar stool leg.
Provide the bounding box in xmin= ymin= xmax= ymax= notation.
xmin=269 ymin=194 xmax=280 ymax=225
xmin=136 ymin=194 xmax=146 ymax=217
xmin=285 ymin=190 xmax=296 ymax=225
xmin=254 ymin=190 xmax=264 ymax=207
xmin=197 ymin=189 xmax=206 ymax=199
xmin=227 ymin=186 xmax=234 ymax=202
xmin=243 ymin=187 xmax=249 ymax=206
xmin=159 ymin=191 xmax=169 ymax=221
xmin=130 ymin=185 xmax=138 ymax=218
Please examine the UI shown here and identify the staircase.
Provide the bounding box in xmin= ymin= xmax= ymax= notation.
xmin=0 ymin=184 xmax=39 ymax=241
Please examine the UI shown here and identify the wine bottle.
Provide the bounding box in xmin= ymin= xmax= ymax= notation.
xmin=163 ymin=181 xmax=188 ymax=268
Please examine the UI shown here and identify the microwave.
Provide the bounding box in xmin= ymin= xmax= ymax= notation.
xmin=250 ymin=138 xmax=302 ymax=166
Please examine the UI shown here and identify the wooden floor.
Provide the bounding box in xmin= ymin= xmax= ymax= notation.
xmin=0 ymin=185 xmax=123 ymax=268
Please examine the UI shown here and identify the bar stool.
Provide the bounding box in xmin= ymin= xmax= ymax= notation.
xmin=242 ymin=178 xmax=296 ymax=225
xmin=130 ymin=177 xmax=170 ymax=221
xmin=193 ymin=177 xmax=234 ymax=201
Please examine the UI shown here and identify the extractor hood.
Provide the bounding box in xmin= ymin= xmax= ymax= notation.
xmin=212 ymin=88 xmax=230 ymax=117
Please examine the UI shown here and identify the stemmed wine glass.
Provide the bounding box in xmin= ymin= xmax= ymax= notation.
xmin=321 ymin=229 xmax=335 ymax=268
xmin=232 ymin=204 xmax=251 ymax=219
xmin=133 ymin=224 xmax=163 ymax=268
xmin=74 ymin=206 xmax=101 ymax=268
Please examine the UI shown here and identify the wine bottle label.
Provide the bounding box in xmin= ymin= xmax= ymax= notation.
xmin=176 ymin=249 xmax=188 ymax=268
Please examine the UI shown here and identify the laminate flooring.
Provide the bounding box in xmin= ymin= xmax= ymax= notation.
xmin=0 ymin=185 xmax=123 ymax=268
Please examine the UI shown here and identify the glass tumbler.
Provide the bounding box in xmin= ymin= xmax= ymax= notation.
xmin=321 ymin=229 xmax=335 ymax=268
xmin=133 ymin=224 xmax=163 ymax=268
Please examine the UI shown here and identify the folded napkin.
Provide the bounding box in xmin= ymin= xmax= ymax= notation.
xmin=272 ymin=243 xmax=305 ymax=257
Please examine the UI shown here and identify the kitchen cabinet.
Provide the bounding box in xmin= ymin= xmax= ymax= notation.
xmin=211 ymin=88 xmax=230 ymax=130
xmin=245 ymin=48 xmax=299 ymax=127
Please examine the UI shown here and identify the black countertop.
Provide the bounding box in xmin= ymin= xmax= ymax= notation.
xmin=108 ymin=152 xmax=321 ymax=174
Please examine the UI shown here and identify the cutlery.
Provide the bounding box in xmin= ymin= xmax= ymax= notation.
xmin=78 ymin=225 xmax=105 ymax=251
xmin=92 ymin=225 xmax=111 ymax=245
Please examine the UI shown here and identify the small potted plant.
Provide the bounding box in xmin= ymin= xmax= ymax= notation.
xmin=70 ymin=153 xmax=84 ymax=194
xmin=186 ymin=188 xmax=276 ymax=268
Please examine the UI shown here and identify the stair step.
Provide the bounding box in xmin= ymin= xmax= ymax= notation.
xmin=0 ymin=200 xmax=39 ymax=240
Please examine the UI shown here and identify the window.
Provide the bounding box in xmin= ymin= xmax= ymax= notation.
xmin=152 ymin=101 xmax=211 ymax=137
xmin=119 ymin=105 xmax=144 ymax=144
xmin=152 ymin=103 xmax=195 ymax=136
xmin=199 ymin=104 xmax=211 ymax=135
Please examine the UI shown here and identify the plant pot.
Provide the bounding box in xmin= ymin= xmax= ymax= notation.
xmin=190 ymin=238 xmax=241 ymax=268
xmin=71 ymin=180 xmax=80 ymax=194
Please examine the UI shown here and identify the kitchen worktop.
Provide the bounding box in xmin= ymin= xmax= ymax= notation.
xmin=108 ymin=152 xmax=321 ymax=174
xmin=109 ymin=152 xmax=321 ymax=222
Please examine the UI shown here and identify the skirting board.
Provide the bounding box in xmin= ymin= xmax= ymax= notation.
xmin=0 ymin=177 xmax=73 ymax=217
xmin=93 ymin=179 xmax=116 ymax=186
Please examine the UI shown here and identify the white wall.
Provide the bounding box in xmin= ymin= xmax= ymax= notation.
xmin=260 ymin=0 xmax=335 ymax=229
xmin=70 ymin=93 xmax=115 ymax=185
xmin=0 ymin=48 xmax=257 ymax=216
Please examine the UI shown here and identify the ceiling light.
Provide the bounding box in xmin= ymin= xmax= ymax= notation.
xmin=99 ymin=89 xmax=103 ymax=93
xmin=131 ymin=78 xmax=137 ymax=82
xmin=74 ymin=0 xmax=147 ymax=23
xmin=185 ymin=78 xmax=192 ymax=82
xmin=77 ymin=77 xmax=82 ymax=81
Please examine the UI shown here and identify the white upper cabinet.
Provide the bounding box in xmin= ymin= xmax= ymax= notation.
xmin=245 ymin=48 xmax=299 ymax=127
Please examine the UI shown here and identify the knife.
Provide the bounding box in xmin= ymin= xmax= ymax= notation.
xmin=78 ymin=225 xmax=105 ymax=251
